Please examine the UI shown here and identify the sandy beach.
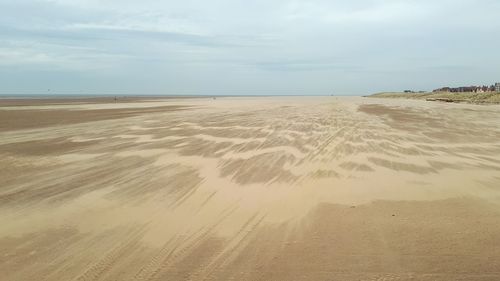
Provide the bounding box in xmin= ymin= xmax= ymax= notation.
xmin=1 ymin=96 xmax=500 ymax=281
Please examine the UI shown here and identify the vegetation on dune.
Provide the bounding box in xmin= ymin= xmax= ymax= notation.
xmin=368 ymin=91 xmax=500 ymax=104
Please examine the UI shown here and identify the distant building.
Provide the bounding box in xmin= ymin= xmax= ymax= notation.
xmin=403 ymin=90 xmax=426 ymax=93
xmin=433 ymin=87 xmax=451 ymax=92
xmin=433 ymin=84 xmax=497 ymax=93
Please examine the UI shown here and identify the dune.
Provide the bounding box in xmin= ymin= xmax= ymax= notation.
xmin=369 ymin=91 xmax=500 ymax=104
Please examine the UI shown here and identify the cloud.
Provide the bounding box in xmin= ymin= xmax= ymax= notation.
xmin=284 ymin=0 xmax=429 ymax=24
xmin=0 ymin=40 xmax=133 ymax=71
xmin=1 ymin=0 xmax=500 ymax=95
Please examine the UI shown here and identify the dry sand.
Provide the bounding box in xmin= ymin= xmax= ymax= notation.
xmin=1 ymin=96 xmax=500 ymax=281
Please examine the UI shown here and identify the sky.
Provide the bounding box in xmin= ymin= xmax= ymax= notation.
xmin=1 ymin=0 xmax=499 ymax=96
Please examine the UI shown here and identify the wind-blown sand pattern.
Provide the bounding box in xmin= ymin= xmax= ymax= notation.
xmin=1 ymin=97 xmax=500 ymax=280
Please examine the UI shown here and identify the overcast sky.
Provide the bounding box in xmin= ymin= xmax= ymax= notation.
xmin=1 ymin=0 xmax=499 ymax=95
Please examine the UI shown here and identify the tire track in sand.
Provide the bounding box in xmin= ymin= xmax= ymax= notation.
xmin=73 ymin=227 xmax=148 ymax=281
xmin=130 ymin=204 xmax=239 ymax=281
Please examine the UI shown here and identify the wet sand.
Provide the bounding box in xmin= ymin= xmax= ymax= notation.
xmin=1 ymin=96 xmax=500 ymax=280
